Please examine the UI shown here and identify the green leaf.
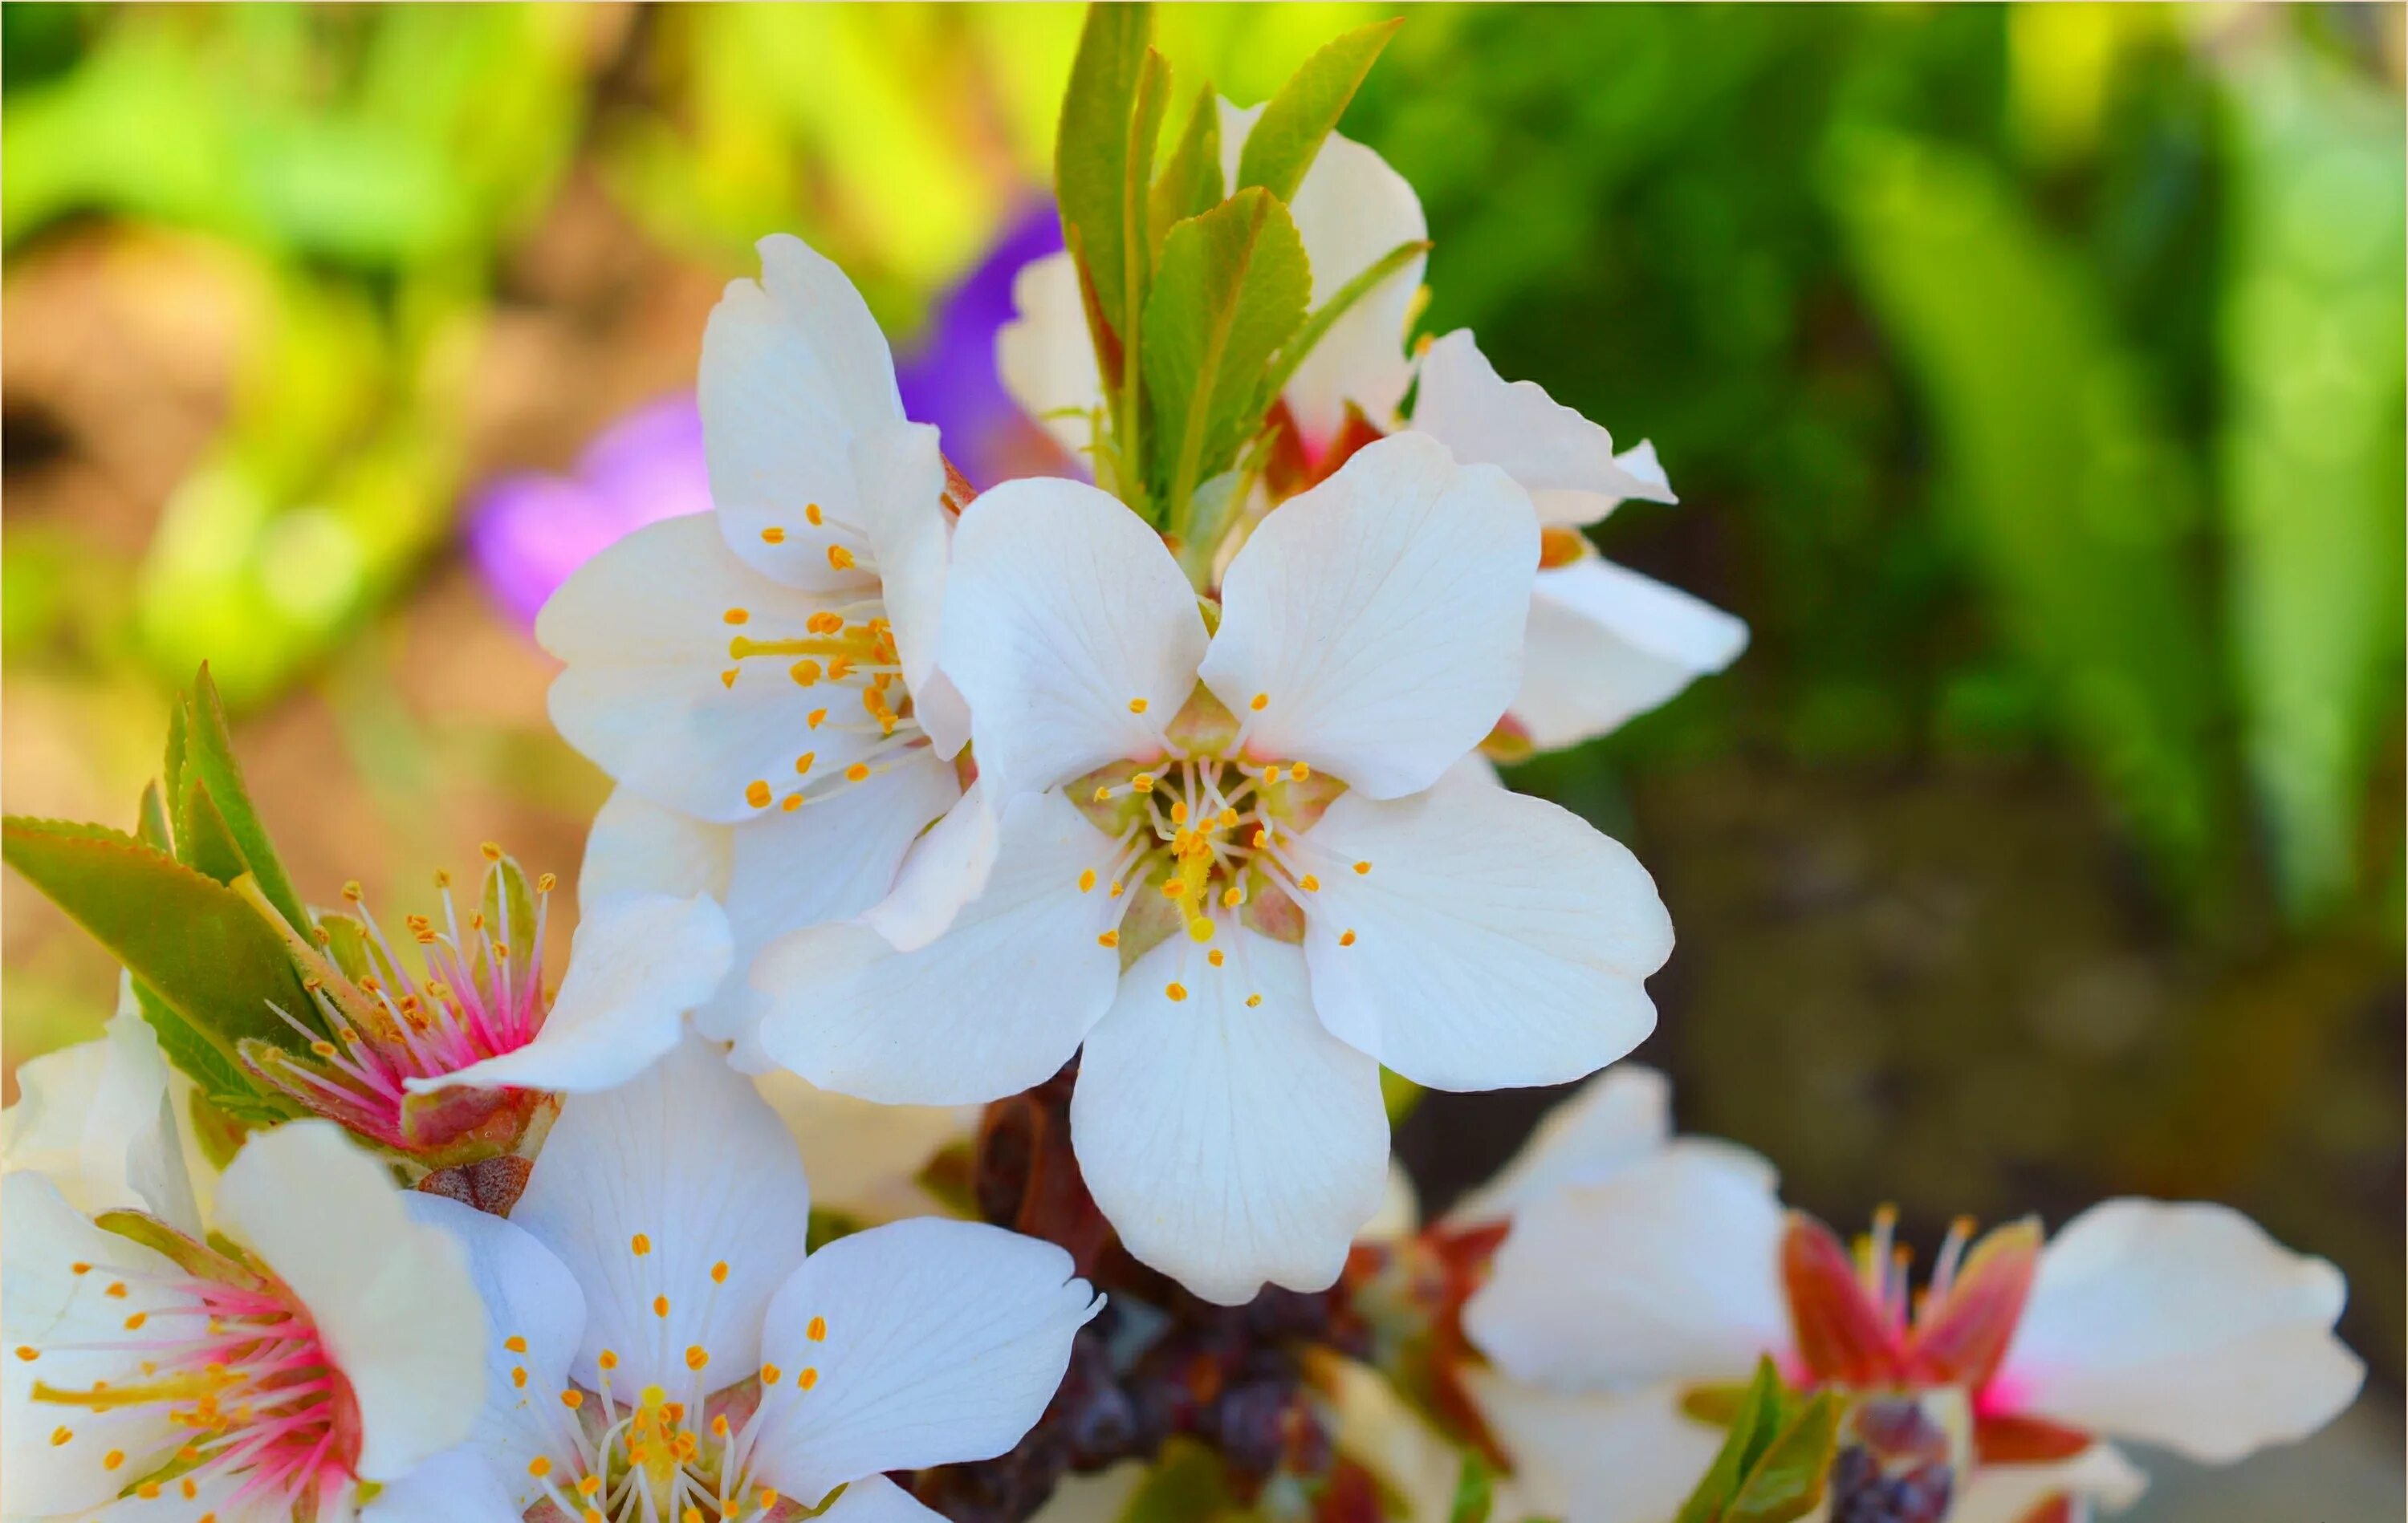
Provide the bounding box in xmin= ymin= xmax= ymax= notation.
xmin=1233 ymin=18 xmax=1401 ymax=205
xmin=1725 ymin=1391 xmax=1840 ymax=1523
xmin=1055 ymin=2 xmax=1156 ymax=359
xmin=1675 ymin=1359 xmax=1788 ymax=1523
xmin=1113 ymin=1438 xmax=1235 ymax=1523
xmin=162 ymin=693 xmax=188 ymax=816
xmin=1259 ymin=236 xmax=1430 ymax=414
xmin=1150 ymin=84 xmax=1224 ymax=254
xmin=136 ymin=782 xmax=171 ymax=854
xmin=1144 ymin=187 xmax=1310 ymax=525
xmin=3 ymin=817 xmax=321 ymax=1070
xmin=132 ymin=977 xmax=270 ymax=1112
xmin=178 ymin=665 xmax=311 ymax=936
xmin=175 ymin=777 xmax=250 ymax=889
xmin=1448 ymin=1452 xmax=1495 ymax=1523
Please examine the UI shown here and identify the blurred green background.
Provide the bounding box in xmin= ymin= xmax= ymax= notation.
xmin=3 ymin=6 xmax=2401 ymax=1516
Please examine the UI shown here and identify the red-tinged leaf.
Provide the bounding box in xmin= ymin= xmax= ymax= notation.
xmin=1780 ymin=1211 xmax=1899 ymax=1386
xmin=1906 ymin=1216 xmax=2042 ymax=1389
xmin=1974 ymin=1411 xmax=2094 ymax=1465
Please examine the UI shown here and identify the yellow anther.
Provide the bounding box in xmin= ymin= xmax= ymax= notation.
xmin=685 ymin=1346 xmax=710 ymax=1371
xmin=1299 ymin=874 xmax=1321 ymax=892
xmin=561 ymin=1389 xmax=584 ymax=1409
xmin=342 ymin=879 xmax=365 ymax=901
xmin=807 ymin=1315 xmax=828 ymax=1342
xmin=1207 ymin=948 xmax=1226 ymax=967
xmin=1352 ymin=860 xmax=1373 ymax=875
xmin=653 ymin=1295 xmax=670 ymax=1318
xmin=537 ymin=872 xmax=559 ymax=893
xmin=1262 ymin=766 xmax=1283 ymax=785
xmin=761 ymin=526 xmax=787 ymax=544
xmin=724 ymin=607 xmax=750 ymax=626
xmin=1079 ymin=868 xmax=1097 ymax=893
xmin=529 ymin=1456 xmax=552 ymax=1478
xmin=104 ymin=1449 xmax=125 ymax=1470
xmin=1092 ymin=785 xmax=1112 ymax=803
xmin=599 ymin=1350 xmax=620 ymax=1371
xmin=712 ymin=1260 xmax=730 ymax=1284
xmin=761 ymin=1362 xmax=783 ymax=1385
xmin=806 ymin=503 xmax=825 ymax=526
xmin=311 ymin=1040 xmax=337 ymax=1057
xmin=1165 ymin=982 xmax=1189 ymax=1002
xmin=782 ymin=794 xmax=804 ymax=813
xmin=807 ymin=709 xmax=828 ymax=729
xmin=512 ymin=1366 xmax=529 ymax=1388
xmin=798 ymin=1367 xmax=820 ymax=1389
xmin=631 ymin=1234 xmax=652 ymax=1257
xmin=1169 ymin=800 xmax=1189 ymax=824
xmin=1109 ymin=880 xmax=1125 ymax=898
xmin=827 ymin=544 xmax=856 ymax=571
xmin=1339 ymin=929 xmax=1357 ymax=947
xmin=579 ymin=1473 xmax=604 ymax=1497
xmin=123 ymin=1313 xmax=147 ymax=1330
xmin=1129 ymin=697 xmax=1149 ymax=714
xmin=1291 ymin=762 xmax=1312 ymax=780
xmin=746 ymin=780 xmax=772 ymax=809
xmin=1221 ymin=886 xmax=1244 ymax=908
xmin=1250 ymin=692 xmax=1269 ymax=711
xmin=791 ymin=660 xmax=822 ymax=686
xmin=1131 ymin=772 xmax=1156 ymax=793
xmin=506 ymin=1334 xmax=529 ymax=1353
xmin=1098 ymin=930 xmax=1120 ymax=948
xmin=759 ymin=1489 xmax=781 ymax=1509
xmin=795 ymin=752 xmax=816 ymax=774
xmin=14 ymin=1346 xmax=35 ymax=1361
xmin=1218 ymin=808 xmax=1239 ymax=828
xmin=1246 ymin=993 xmax=1263 ymax=1008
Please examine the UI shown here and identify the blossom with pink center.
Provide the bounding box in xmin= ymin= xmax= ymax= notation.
xmin=1454 ymin=1074 xmax=2366 ymax=1523
xmin=238 ymin=850 xmax=728 ymax=1175
xmin=3 ymin=1120 xmax=483 ymax=1522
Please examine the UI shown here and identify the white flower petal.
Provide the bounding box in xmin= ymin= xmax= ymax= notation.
xmin=1071 ymin=929 xmax=1390 ymax=1305
xmin=1293 ymin=783 xmax=1672 ymax=1090
xmin=1202 ymin=433 xmax=1537 ymax=799
xmin=996 ymin=251 xmax=1104 ymax=462
xmin=816 ymin=1474 xmax=953 ymax=1523
xmin=1463 ymin=1149 xmax=1789 ymax=1395
xmin=388 ymin=1195 xmax=587 ymax=1516
xmin=851 ymin=421 xmax=963 ymax=753
xmin=2 ymin=1172 xmax=189 ymax=1515
xmin=753 ymin=1070 xmax=976 ymax=1224
xmin=858 ymin=782 xmax=999 ymax=953
xmin=942 ymin=478 xmax=1207 ymax=801
xmin=411 ymin=892 xmax=732 ymax=1095
xmin=1462 ymin=1371 xmax=1722 ymax=1523
xmin=359 ymin=1448 xmax=525 ymax=1523
xmin=746 ymin=1217 xmax=1101 ymax=1505
xmin=1219 ymin=101 xmax=1428 ymax=445
xmin=1446 ymin=1066 xmax=1673 ymax=1226
xmin=1947 ymin=1444 xmax=2149 ymax=1523
xmin=757 ymin=790 xmax=1125 ymax=1106
xmin=1997 ymin=1200 xmax=2365 ymax=1463
xmin=1411 ymin=330 xmax=1675 ymax=527
xmin=539 ymin=514 xmax=889 ymax=823
xmin=509 ymin=1034 xmax=812 ymax=1394
xmin=701 ymin=233 xmax=908 ymax=591
xmin=1514 ymin=559 xmax=1748 ymax=749
xmin=702 ymin=751 xmax=964 ymax=1070
xmin=88 ymin=1464 xmax=275 ymax=1523
xmin=579 ymin=786 xmax=732 ymax=913
xmin=2 ymin=985 xmax=201 ymax=1236
xmin=214 ymin=1121 xmax=484 ymax=1480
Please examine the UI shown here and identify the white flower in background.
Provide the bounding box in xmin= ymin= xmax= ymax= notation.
xmin=757 ymin=433 xmax=1673 ymax=1306
xmin=1000 ymin=100 xmax=1428 ymax=468
xmin=3 ymin=1120 xmax=482 ymax=1522
xmin=3 ymin=979 xmax=205 ymax=1236
xmin=533 ymin=233 xmax=974 ymax=1082
xmin=1000 ymin=108 xmax=1743 ymax=756
xmin=366 ymin=1036 xmax=1100 ymax=1523
xmin=1459 ymin=1082 xmax=2365 ymax=1523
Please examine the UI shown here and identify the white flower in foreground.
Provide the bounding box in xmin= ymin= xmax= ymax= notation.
xmin=1001 ymin=112 xmax=1743 ymax=754
xmin=3 ymin=1120 xmax=482 ymax=1521
xmin=3 ymin=979 xmax=203 ymax=1236
xmin=758 ymin=433 xmax=1674 ymax=1306
xmin=1459 ymin=1083 xmax=2365 ymax=1523
xmin=367 ymin=1036 xmax=1100 ymax=1523
xmin=533 ymin=232 xmax=973 ymax=1082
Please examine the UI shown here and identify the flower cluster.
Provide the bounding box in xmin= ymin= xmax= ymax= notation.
xmin=0 ymin=10 xmax=2365 ymax=1523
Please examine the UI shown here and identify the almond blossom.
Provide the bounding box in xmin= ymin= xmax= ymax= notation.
xmin=531 ymin=233 xmax=975 ymax=1081
xmin=999 ymin=104 xmax=1745 ymax=756
xmin=1458 ymin=1078 xmax=2365 ymax=1523
xmin=755 ymin=432 xmax=1674 ymax=1306
xmin=3 ymin=1119 xmax=483 ymax=1523
xmin=365 ymin=1036 xmax=1100 ymax=1523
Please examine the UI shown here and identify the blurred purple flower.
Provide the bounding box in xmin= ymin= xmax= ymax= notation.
xmin=466 ymin=204 xmax=1068 ymax=631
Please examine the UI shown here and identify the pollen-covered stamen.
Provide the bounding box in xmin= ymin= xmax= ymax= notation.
xmin=30 ymin=1249 xmax=362 ymax=1517
xmin=722 ymin=599 xmax=936 ymax=814
xmin=256 ymin=854 xmax=558 ymax=1153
